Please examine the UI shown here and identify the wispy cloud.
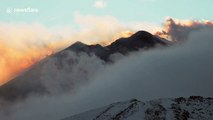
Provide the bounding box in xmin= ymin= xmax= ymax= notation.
xmin=94 ymin=0 xmax=107 ymax=8
xmin=139 ymin=0 xmax=159 ymax=3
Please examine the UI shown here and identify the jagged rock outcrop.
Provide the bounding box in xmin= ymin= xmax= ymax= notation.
xmin=62 ymin=96 xmax=213 ymax=120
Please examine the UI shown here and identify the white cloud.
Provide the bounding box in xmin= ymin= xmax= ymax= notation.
xmin=140 ymin=0 xmax=159 ymax=2
xmin=1 ymin=25 xmax=213 ymax=120
xmin=94 ymin=0 xmax=107 ymax=8
xmin=0 ymin=13 xmax=161 ymax=85
xmin=1 ymin=17 xmax=213 ymax=120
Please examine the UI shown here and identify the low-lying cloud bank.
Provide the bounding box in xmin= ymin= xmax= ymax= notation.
xmin=85 ymin=27 xmax=213 ymax=101
xmin=0 ymin=19 xmax=213 ymax=120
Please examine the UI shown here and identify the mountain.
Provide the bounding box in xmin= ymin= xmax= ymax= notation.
xmin=62 ymin=96 xmax=213 ymax=120
xmin=64 ymin=31 xmax=168 ymax=61
xmin=0 ymin=31 xmax=169 ymax=102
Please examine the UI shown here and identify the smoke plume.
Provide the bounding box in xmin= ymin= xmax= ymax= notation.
xmin=156 ymin=18 xmax=213 ymax=41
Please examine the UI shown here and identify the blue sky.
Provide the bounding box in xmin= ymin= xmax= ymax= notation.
xmin=0 ymin=0 xmax=212 ymax=27
xmin=0 ymin=0 xmax=212 ymax=85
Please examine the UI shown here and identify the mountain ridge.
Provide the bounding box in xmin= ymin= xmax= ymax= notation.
xmin=0 ymin=30 xmax=169 ymax=102
xmin=63 ymin=30 xmax=169 ymax=61
xmin=61 ymin=96 xmax=213 ymax=120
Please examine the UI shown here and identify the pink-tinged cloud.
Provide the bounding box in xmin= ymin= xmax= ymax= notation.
xmin=156 ymin=18 xmax=213 ymax=41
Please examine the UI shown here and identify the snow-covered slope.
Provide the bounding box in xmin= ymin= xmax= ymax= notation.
xmin=62 ymin=96 xmax=213 ymax=120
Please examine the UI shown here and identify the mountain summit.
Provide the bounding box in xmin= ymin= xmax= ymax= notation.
xmin=0 ymin=31 xmax=169 ymax=102
xmin=64 ymin=30 xmax=168 ymax=61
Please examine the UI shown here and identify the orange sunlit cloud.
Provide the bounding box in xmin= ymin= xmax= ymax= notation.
xmin=155 ymin=18 xmax=213 ymax=40
xmin=0 ymin=14 xmax=157 ymax=85
xmin=0 ymin=23 xmax=134 ymax=85
xmin=0 ymin=23 xmax=71 ymax=85
xmin=0 ymin=39 xmax=67 ymax=85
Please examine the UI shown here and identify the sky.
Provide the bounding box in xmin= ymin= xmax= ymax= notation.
xmin=0 ymin=1 xmax=213 ymax=119
xmin=0 ymin=0 xmax=212 ymax=27
xmin=0 ymin=16 xmax=213 ymax=120
xmin=0 ymin=0 xmax=213 ymax=85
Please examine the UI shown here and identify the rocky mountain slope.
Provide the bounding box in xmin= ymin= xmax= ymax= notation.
xmin=62 ymin=96 xmax=213 ymax=120
xmin=0 ymin=31 xmax=169 ymax=102
xmin=64 ymin=31 xmax=168 ymax=61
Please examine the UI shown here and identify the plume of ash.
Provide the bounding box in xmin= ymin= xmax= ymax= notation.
xmin=156 ymin=18 xmax=213 ymax=41
xmin=0 ymin=21 xmax=213 ymax=120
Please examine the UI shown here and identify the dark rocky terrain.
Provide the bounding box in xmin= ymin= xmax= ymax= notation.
xmin=62 ymin=96 xmax=213 ymax=120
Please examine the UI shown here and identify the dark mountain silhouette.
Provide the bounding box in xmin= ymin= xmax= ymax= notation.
xmin=0 ymin=31 xmax=169 ymax=102
xmin=64 ymin=31 xmax=168 ymax=61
